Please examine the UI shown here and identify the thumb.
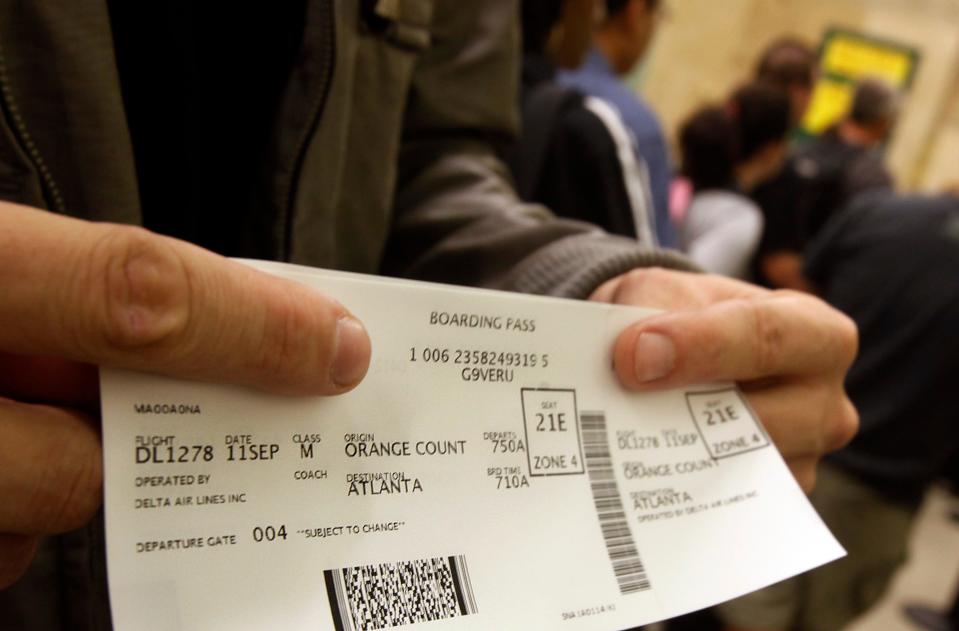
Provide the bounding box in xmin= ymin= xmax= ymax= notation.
xmin=613 ymin=295 xmax=856 ymax=389
xmin=0 ymin=204 xmax=371 ymax=395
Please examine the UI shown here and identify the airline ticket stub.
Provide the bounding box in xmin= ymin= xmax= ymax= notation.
xmin=101 ymin=261 xmax=843 ymax=631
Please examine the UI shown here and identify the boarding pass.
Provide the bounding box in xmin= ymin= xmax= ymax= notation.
xmin=100 ymin=261 xmax=843 ymax=631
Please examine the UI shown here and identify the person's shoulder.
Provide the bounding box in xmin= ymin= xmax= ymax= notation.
xmin=561 ymin=70 xmax=662 ymax=134
xmin=859 ymin=191 xmax=959 ymax=226
xmin=687 ymin=190 xmax=760 ymax=227
xmin=810 ymin=190 xmax=903 ymax=251
xmin=843 ymin=150 xmax=893 ymax=194
xmin=554 ymin=96 xmax=614 ymax=144
xmin=604 ymin=84 xmax=663 ymax=138
xmin=612 ymin=87 xmax=657 ymax=119
xmin=794 ymin=137 xmax=842 ymax=174
xmin=558 ymin=66 xmax=611 ymax=97
xmin=557 ymin=54 xmax=620 ymax=98
xmin=693 ymin=190 xmax=759 ymax=213
xmin=843 ymin=190 xmax=911 ymax=220
xmin=521 ymin=81 xmax=587 ymax=140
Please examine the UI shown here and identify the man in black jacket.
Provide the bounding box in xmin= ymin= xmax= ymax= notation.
xmin=720 ymin=191 xmax=959 ymax=631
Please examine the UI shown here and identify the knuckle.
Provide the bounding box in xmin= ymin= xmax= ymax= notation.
xmin=588 ymin=276 xmax=619 ymax=302
xmin=612 ymin=268 xmax=653 ymax=302
xmin=0 ymin=402 xmax=101 ymax=535
xmin=745 ymin=300 xmax=785 ymax=375
xmin=56 ymin=457 xmax=103 ymax=531
xmin=39 ymin=417 xmax=103 ymax=532
xmin=828 ymin=395 xmax=860 ymax=452
xmin=626 ymin=267 xmax=664 ymax=284
xmin=87 ymin=226 xmax=192 ymax=353
xmin=770 ymin=288 xmax=806 ymax=301
xmin=612 ymin=267 xmax=670 ymax=302
xmin=782 ymin=292 xmax=860 ymax=371
xmin=833 ymin=312 xmax=860 ymax=370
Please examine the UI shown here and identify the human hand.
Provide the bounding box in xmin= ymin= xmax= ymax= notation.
xmin=0 ymin=203 xmax=371 ymax=587
xmin=591 ymin=268 xmax=858 ymax=491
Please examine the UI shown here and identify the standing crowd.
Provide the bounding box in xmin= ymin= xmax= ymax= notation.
xmin=516 ymin=2 xmax=958 ymax=630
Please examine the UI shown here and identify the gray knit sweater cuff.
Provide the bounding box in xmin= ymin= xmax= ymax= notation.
xmin=504 ymin=233 xmax=700 ymax=299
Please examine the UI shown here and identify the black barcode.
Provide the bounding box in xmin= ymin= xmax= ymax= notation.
xmin=581 ymin=412 xmax=652 ymax=594
xmin=324 ymin=555 xmax=478 ymax=631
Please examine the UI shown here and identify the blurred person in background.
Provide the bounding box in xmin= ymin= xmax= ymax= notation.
xmin=512 ymin=0 xmax=658 ymax=245
xmin=749 ymin=37 xmax=820 ymax=289
xmin=678 ymin=82 xmax=791 ymax=279
xmin=755 ymin=37 xmax=819 ymax=126
xmin=755 ymin=77 xmax=899 ymax=290
xmin=559 ymin=0 xmax=677 ymax=247
xmin=719 ymin=191 xmax=959 ymax=631
xmin=791 ymin=78 xmax=898 ymax=244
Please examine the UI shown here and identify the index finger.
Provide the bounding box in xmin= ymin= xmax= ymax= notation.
xmin=0 ymin=203 xmax=370 ymax=395
xmin=613 ymin=292 xmax=858 ymax=389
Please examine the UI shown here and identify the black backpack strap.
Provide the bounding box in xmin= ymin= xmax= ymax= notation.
xmin=514 ymin=82 xmax=582 ymax=200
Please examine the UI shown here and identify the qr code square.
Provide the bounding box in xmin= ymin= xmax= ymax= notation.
xmin=325 ymin=555 xmax=477 ymax=631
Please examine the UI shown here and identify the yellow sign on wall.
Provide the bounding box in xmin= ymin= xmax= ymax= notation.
xmin=801 ymin=29 xmax=919 ymax=135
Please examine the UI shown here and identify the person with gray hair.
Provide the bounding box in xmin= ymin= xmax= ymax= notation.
xmin=791 ymin=77 xmax=899 ymax=242
xmin=849 ymin=76 xmax=902 ymax=131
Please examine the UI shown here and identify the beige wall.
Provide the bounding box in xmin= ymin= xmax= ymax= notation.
xmin=636 ymin=0 xmax=959 ymax=190
xmin=918 ymin=78 xmax=959 ymax=191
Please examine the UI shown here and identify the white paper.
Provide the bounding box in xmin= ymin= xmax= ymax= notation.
xmin=100 ymin=261 xmax=843 ymax=631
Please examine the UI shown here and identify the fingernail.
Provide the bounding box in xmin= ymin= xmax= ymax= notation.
xmin=634 ymin=332 xmax=675 ymax=383
xmin=331 ymin=317 xmax=371 ymax=388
